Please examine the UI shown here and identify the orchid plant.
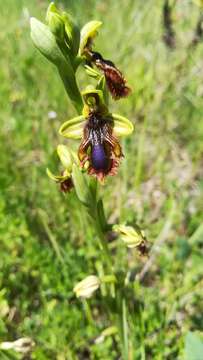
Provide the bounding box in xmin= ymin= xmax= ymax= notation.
xmin=30 ymin=3 xmax=148 ymax=358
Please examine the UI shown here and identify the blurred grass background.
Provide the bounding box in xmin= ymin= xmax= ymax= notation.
xmin=0 ymin=0 xmax=203 ymax=359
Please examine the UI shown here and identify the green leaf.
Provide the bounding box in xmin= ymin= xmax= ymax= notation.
xmin=71 ymin=164 xmax=90 ymax=206
xmin=188 ymin=223 xmax=203 ymax=245
xmin=97 ymin=199 xmax=107 ymax=231
xmin=59 ymin=116 xmax=85 ymax=139
xmin=112 ymin=113 xmax=134 ymax=137
xmin=185 ymin=332 xmax=203 ymax=360
xmin=30 ymin=17 xmax=64 ymax=66
xmin=30 ymin=17 xmax=83 ymax=114
xmin=79 ymin=20 xmax=102 ymax=55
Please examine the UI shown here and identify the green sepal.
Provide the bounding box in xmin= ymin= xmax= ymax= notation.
xmin=59 ymin=115 xmax=85 ymax=139
xmin=57 ymin=145 xmax=73 ymax=171
xmin=79 ymin=20 xmax=102 ymax=55
xmin=112 ymin=114 xmax=134 ymax=136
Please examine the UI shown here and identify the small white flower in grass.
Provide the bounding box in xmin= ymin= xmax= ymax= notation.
xmin=73 ymin=275 xmax=100 ymax=299
xmin=0 ymin=337 xmax=35 ymax=354
xmin=48 ymin=110 xmax=57 ymax=119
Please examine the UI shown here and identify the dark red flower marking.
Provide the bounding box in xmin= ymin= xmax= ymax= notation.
xmin=60 ymin=175 xmax=73 ymax=193
xmin=85 ymin=50 xmax=131 ymax=100
xmin=78 ymin=111 xmax=123 ymax=182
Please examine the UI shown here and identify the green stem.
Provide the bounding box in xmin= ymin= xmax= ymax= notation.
xmin=134 ymin=116 xmax=147 ymax=187
xmin=58 ymin=64 xmax=83 ymax=114
xmin=83 ymin=300 xmax=94 ymax=325
xmin=115 ymin=295 xmax=129 ymax=360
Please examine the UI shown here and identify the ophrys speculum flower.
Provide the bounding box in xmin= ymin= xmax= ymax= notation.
xmin=79 ymin=111 xmax=122 ymax=182
xmin=59 ymin=90 xmax=134 ymax=182
xmin=85 ymin=50 xmax=131 ymax=100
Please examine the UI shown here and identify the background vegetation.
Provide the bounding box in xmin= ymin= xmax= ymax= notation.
xmin=0 ymin=0 xmax=203 ymax=359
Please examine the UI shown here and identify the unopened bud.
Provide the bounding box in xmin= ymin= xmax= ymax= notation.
xmin=0 ymin=337 xmax=35 ymax=354
xmin=113 ymin=224 xmax=145 ymax=249
xmin=47 ymin=5 xmax=65 ymax=41
xmin=73 ymin=275 xmax=100 ymax=299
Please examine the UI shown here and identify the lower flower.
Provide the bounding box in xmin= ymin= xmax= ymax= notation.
xmin=59 ymin=173 xmax=74 ymax=193
xmin=47 ymin=145 xmax=75 ymax=192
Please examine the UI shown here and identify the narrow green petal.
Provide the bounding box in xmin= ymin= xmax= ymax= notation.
xmin=59 ymin=115 xmax=85 ymax=139
xmin=79 ymin=20 xmax=102 ymax=55
xmin=112 ymin=114 xmax=134 ymax=137
xmin=46 ymin=168 xmax=68 ymax=182
xmin=82 ymin=89 xmax=106 ymax=108
xmin=85 ymin=65 xmax=100 ymax=78
xmin=96 ymin=75 xmax=109 ymax=106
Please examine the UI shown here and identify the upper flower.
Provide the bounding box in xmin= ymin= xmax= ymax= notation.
xmin=84 ymin=49 xmax=131 ymax=100
xmin=59 ymin=89 xmax=134 ymax=182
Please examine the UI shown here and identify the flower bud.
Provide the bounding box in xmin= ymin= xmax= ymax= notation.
xmin=73 ymin=275 xmax=100 ymax=299
xmin=46 ymin=3 xmax=65 ymax=41
xmin=46 ymin=3 xmax=80 ymax=57
xmin=62 ymin=12 xmax=80 ymax=56
xmin=95 ymin=326 xmax=118 ymax=344
xmin=113 ymin=224 xmax=145 ymax=248
xmin=0 ymin=337 xmax=35 ymax=354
